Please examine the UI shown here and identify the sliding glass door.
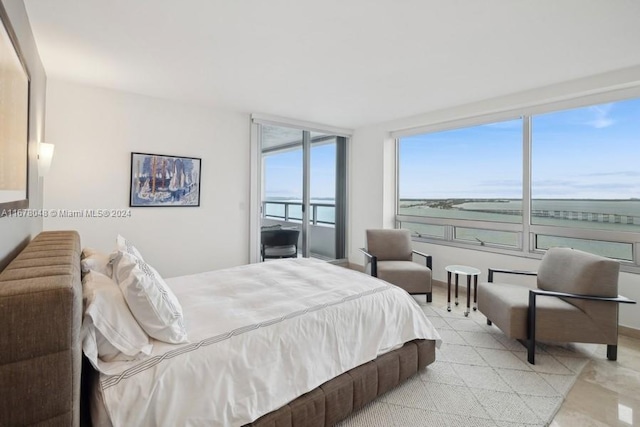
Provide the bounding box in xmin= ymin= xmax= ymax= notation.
xmin=256 ymin=123 xmax=347 ymax=262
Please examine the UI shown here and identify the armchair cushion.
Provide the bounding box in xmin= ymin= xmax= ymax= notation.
xmin=478 ymin=281 xmax=612 ymax=343
xmin=366 ymin=229 xmax=412 ymax=261
xmin=537 ymin=247 xmax=619 ymax=334
xmin=264 ymin=245 xmax=297 ymax=258
xmin=363 ymin=229 xmax=432 ymax=301
xmin=537 ymin=247 xmax=619 ymax=304
xmin=377 ymin=261 xmax=432 ymax=294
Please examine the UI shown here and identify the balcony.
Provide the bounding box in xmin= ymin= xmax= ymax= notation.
xmin=261 ymin=200 xmax=336 ymax=260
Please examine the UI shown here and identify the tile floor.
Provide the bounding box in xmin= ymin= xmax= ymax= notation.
xmin=426 ymin=284 xmax=640 ymax=427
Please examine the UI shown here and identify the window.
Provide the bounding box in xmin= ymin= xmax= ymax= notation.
xmin=535 ymin=235 xmax=633 ymax=262
xmin=398 ymin=119 xmax=522 ymax=223
xmin=264 ymin=145 xmax=302 ymax=222
xmin=398 ymin=119 xmax=523 ymax=248
xmin=531 ymin=99 xmax=640 ymax=233
xmin=262 ymin=132 xmax=338 ymax=226
xmin=396 ymin=96 xmax=640 ymax=269
xmin=259 ymin=123 xmax=347 ymax=261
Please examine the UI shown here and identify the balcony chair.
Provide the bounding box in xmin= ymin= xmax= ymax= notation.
xmin=261 ymin=228 xmax=300 ymax=261
xmin=360 ymin=229 xmax=433 ymax=303
xmin=477 ymin=247 xmax=636 ymax=364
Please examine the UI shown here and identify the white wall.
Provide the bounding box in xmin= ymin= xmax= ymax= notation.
xmin=43 ymin=79 xmax=250 ymax=278
xmin=348 ymin=67 xmax=640 ymax=329
xmin=348 ymin=124 xmax=387 ymax=262
xmin=0 ymin=0 xmax=46 ymax=269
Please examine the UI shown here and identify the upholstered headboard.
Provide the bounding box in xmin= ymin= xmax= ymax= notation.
xmin=0 ymin=231 xmax=82 ymax=426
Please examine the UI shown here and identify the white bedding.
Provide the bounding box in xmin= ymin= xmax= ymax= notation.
xmin=93 ymin=258 xmax=441 ymax=427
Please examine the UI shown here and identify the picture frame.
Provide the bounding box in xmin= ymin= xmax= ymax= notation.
xmin=130 ymin=152 xmax=201 ymax=207
xmin=0 ymin=4 xmax=30 ymax=214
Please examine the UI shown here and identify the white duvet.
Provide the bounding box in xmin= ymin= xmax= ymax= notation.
xmin=94 ymin=258 xmax=441 ymax=427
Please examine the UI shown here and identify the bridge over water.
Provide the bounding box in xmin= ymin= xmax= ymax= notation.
xmin=460 ymin=208 xmax=639 ymax=225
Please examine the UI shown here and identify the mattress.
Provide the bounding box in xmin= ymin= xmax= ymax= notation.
xmin=91 ymin=258 xmax=441 ymax=426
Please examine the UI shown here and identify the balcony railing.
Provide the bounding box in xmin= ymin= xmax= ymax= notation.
xmin=261 ymin=201 xmax=337 ymax=259
xmin=262 ymin=200 xmax=335 ymax=226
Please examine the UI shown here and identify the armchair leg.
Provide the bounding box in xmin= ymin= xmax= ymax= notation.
xmin=426 ymin=292 xmax=432 ymax=303
xmin=607 ymin=345 xmax=618 ymax=361
xmin=527 ymin=290 xmax=536 ymax=364
xmin=527 ymin=339 xmax=536 ymax=365
xmin=486 ymin=319 xmax=492 ymax=326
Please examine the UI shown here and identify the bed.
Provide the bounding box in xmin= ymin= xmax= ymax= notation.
xmin=0 ymin=231 xmax=439 ymax=426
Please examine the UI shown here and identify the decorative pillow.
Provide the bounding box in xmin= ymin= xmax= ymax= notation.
xmin=112 ymin=251 xmax=188 ymax=344
xmin=116 ymin=234 xmax=145 ymax=261
xmin=81 ymin=271 xmax=153 ymax=366
xmin=82 ymin=247 xmax=101 ymax=259
xmin=81 ymin=251 xmax=113 ymax=277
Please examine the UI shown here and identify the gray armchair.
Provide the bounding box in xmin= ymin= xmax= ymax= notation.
xmin=261 ymin=228 xmax=300 ymax=261
xmin=478 ymin=247 xmax=636 ymax=364
xmin=360 ymin=229 xmax=433 ymax=303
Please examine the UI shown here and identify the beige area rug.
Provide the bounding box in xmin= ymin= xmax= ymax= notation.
xmin=338 ymin=301 xmax=596 ymax=427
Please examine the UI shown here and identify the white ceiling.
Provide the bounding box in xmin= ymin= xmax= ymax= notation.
xmin=23 ymin=0 xmax=640 ymax=129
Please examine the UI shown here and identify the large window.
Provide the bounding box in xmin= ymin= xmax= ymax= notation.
xmin=396 ymin=96 xmax=640 ymax=269
xmin=398 ymin=119 xmax=523 ymax=249
xmin=531 ymin=99 xmax=640 ymax=233
xmin=399 ymin=119 xmax=523 ymax=222
xmin=262 ymin=131 xmax=338 ymax=226
xmin=260 ymin=124 xmax=347 ymax=261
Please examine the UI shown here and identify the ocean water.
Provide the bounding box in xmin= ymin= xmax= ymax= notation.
xmin=399 ymin=199 xmax=640 ymax=232
xmin=266 ymin=198 xmax=640 ymax=232
xmin=264 ymin=198 xmax=639 ymax=259
xmin=398 ymin=199 xmax=640 ymax=260
xmin=264 ymin=200 xmax=335 ymax=224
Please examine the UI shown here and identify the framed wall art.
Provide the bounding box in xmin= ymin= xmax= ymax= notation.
xmin=130 ymin=152 xmax=201 ymax=207
xmin=0 ymin=4 xmax=30 ymax=213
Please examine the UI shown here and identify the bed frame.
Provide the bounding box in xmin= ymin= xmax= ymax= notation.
xmin=248 ymin=339 xmax=435 ymax=426
xmin=0 ymin=231 xmax=83 ymax=425
xmin=0 ymin=231 xmax=436 ymax=426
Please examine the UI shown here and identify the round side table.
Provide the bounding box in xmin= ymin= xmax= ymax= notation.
xmin=445 ymin=265 xmax=481 ymax=317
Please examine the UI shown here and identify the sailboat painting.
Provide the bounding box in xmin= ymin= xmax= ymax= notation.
xmin=130 ymin=152 xmax=201 ymax=207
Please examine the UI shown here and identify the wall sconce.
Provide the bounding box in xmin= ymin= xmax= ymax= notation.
xmin=38 ymin=142 xmax=55 ymax=177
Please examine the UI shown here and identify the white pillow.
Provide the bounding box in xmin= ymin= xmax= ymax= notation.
xmin=112 ymin=251 xmax=188 ymax=344
xmin=81 ymin=251 xmax=113 ymax=277
xmin=84 ymin=318 xmax=151 ymax=364
xmin=81 ymin=271 xmax=153 ymax=367
xmin=116 ymin=234 xmax=145 ymax=260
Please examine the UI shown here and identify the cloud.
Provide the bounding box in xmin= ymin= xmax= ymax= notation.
xmin=581 ymin=171 xmax=640 ymax=178
xmin=586 ymin=103 xmax=615 ymax=128
xmin=479 ymin=179 xmax=522 ymax=188
xmin=265 ymin=188 xmax=302 ymax=198
xmin=571 ymin=182 xmax=638 ymax=191
xmin=533 ymin=178 xmax=637 ymax=191
xmin=531 ymin=177 xmax=638 ymax=198
xmin=531 ymin=179 xmax=576 ymax=187
xmin=481 ymin=120 xmax=521 ymax=130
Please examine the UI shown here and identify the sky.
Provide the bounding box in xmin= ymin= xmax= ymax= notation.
xmin=262 ymin=97 xmax=640 ymax=201
xmin=263 ymin=142 xmax=336 ymax=199
xmin=399 ymin=97 xmax=640 ymax=200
